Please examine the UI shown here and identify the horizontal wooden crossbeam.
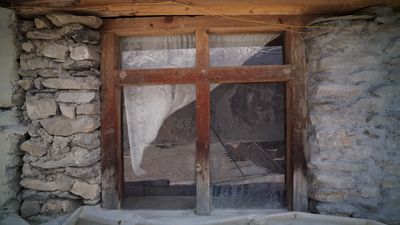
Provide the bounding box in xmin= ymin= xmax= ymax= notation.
xmin=114 ymin=65 xmax=292 ymax=85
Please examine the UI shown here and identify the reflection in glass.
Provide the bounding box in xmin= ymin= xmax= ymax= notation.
xmin=209 ymin=34 xmax=283 ymax=67
xmin=210 ymin=82 xmax=286 ymax=209
xmin=121 ymin=34 xmax=195 ymax=69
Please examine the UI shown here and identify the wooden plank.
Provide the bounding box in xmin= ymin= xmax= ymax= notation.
xmin=287 ymin=24 xmax=308 ymax=212
xmin=7 ymin=0 xmax=400 ymax=17
xmin=285 ymin=79 xmax=294 ymax=210
xmin=115 ymin=85 xmax=124 ymax=205
xmin=100 ymin=32 xmax=119 ymax=209
xmin=101 ymin=16 xmax=296 ymax=35
xmin=114 ymin=65 xmax=292 ymax=85
xmin=196 ymin=28 xmax=209 ymax=68
xmin=206 ymin=65 xmax=291 ymax=83
xmin=195 ymin=80 xmax=211 ymax=215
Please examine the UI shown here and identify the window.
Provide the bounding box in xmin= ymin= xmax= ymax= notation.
xmin=101 ymin=16 xmax=307 ymax=214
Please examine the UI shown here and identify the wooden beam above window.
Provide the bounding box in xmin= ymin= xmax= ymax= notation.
xmin=5 ymin=0 xmax=400 ymax=18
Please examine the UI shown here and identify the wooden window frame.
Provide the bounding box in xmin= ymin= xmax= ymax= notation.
xmin=100 ymin=15 xmax=308 ymax=214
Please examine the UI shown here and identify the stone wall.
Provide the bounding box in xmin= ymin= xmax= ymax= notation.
xmin=16 ymin=13 xmax=102 ymax=223
xmin=306 ymin=7 xmax=400 ymax=224
xmin=0 ymin=7 xmax=26 ymax=216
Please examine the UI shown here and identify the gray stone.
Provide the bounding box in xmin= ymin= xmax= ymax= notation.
xmin=26 ymin=29 xmax=63 ymax=40
xmin=59 ymin=103 xmax=76 ymax=119
xmin=70 ymin=180 xmax=101 ymax=200
xmin=71 ymin=69 xmax=100 ymax=77
xmin=20 ymin=54 xmax=59 ymax=71
xmin=41 ymin=199 xmax=81 ymax=215
xmin=46 ymin=13 xmax=102 ymax=28
xmin=34 ymin=77 xmax=44 ymax=89
xmin=70 ymin=45 xmax=100 ymax=62
xmin=49 ymin=136 xmax=72 ymax=160
xmin=21 ymin=200 xmax=41 ymax=217
xmin=40 ymin=116 xmax=100 ymax=136
xmin=62 ymin=59 xmax=99 ymax=70
xmin=40 ymin=43 xmax=68 ymax=60
xmin=19 ymin=70 xmax=37 ymax=78
xmin=76 ymin=103 xmax=99 ymax=115
xmin=56 ymin=91 xmax=96 ymax=103
xmin=20 ymin=20 xmax=34 ymax=32
xmin=42 ymin=77 xmax=100 ymax=90
xmin=20 ymin=179 xmax=58 ymax=192
xmin=64 ymin=163 xmax=100 ymax=183
xmin=20 ymin=139 xmax=48 ymax=157
xmin=71 ymin=131 xmax=100 ymax=149
xmin=17 ymin=79 xmax=33 ymax=91
xmin=22 ymin=163 xmax=37 ymax=178
xmin=36 ymin=68 xmax=69 ymax=78
xmin=83 ymin=198 xmax=101 ymax=205
xmin=21 ymin=42 xmax=34 ymax=53
xmin=67 ymin=28 xmax=100 ymax=44
xmin=31 ymin=147 xmax=100 ymax=169
xmin=34 ymin=17 xmax=53 ymax=29
xmin=25 ymin=95 xmax=57 ymax=120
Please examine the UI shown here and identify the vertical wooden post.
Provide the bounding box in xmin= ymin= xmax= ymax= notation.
xmin=195 ymin=28 xmax=211 ymax=215
xmin=286 ymin=25 xmax=308 ymax=212
xmin=101 ymin=32 xmax=121 ymax=209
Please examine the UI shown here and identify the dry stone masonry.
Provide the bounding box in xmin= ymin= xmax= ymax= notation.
xmin=17 ymin=13 xmax=102 ymax=223
xmin=306 ymin=7 xmax=400 ymax=224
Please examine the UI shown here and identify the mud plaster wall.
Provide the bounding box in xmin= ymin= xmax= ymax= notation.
xmin=14 ymin=13 xmax=102 ymax=224
xmin=0 ymin=7 xmax=25 ymax=216
xmin=306 ymin=7 xmax=400 ymax=224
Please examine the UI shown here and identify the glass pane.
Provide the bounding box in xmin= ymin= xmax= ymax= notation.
xmin=121 ymin=34 xmax=195 ymax=69
xmin=210 ymin=82 xmax=286 ymax=209
xmin=209 ymin=34 xmax=283 ymax=67
xmin=123 ymin=84 xmax=196 ymax=209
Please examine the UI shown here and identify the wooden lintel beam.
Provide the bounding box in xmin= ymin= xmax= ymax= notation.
xmin=5 ymin=0 xmax=400 ymax=18
xmin=114 ymin=65 xmax=292 ymax=85
xmin=101 ymin=16 xmax=299 ymax=35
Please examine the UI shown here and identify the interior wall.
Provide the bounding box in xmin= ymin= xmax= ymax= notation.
xmin=0 ymin=7 xmax=26 ymax=216
xmin=306 ymin=7 xmax=400 ymax=224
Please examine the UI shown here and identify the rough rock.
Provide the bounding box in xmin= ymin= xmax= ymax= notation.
xmin=40 ymin=116 xmax=100 ymax=136
xmin=59 ymin=103 xmax=76 ymax=119
xmin=36 ymin=68 xmax=69 ymax=78
xmin=34 ymin=77 xmax=44 ymax=89
xmin=62 ymin=59 xmax=98 ymax=70
xmin=71 ymin=131 xmax=100 ymax=149
xmin=40 ymin=43 xmax=69 ymax=60
xmin=70 ymin=180 xmax=101 ymax=200
xmin=31 ymin=147 xmax=100 ymax=169
xmin=76 ymin=103 xmax=99 ymax=115
xmin=46 ymin=13 xmax=102 ymax=28
xmin=20 ymin=54 xmax=59 ymax=71
xmin=67 ymin=28 xmax=100 ymax=44
xmin=42 ymin=77 xmax=100 ymax=90
xmin=20 ymin=139 xmax=48 ymax=157
xmin=20 ymin=179 xmax=58 ymax=192
xmin=25 ymin=95 xmax=57 ymax=120
xmin=19 ymin=70 xmax=37 ymax=78
xmin=65 ymin=163 xmax=100 ymax=184
xmin=20 ymin=20 xmax=34 ymax=32
xmin=26 ymin=29 xmax=63 ymax=40
xmin=34 ymin=17 xmax=53 ymax=29
xmin=56 ymin=91 xmax=96 ymax=103
xmin=21 ymin=42 xmax=34 ymax=53
xmin=17 ymin=79 xmax=33 ymax=91
xmin=41 ymin=199 xmax=81 ymax=215
xmin=21 ymin=200 xmax=41 ymax=217
xmin=70 ymin=45 xmax=100 ymax=62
